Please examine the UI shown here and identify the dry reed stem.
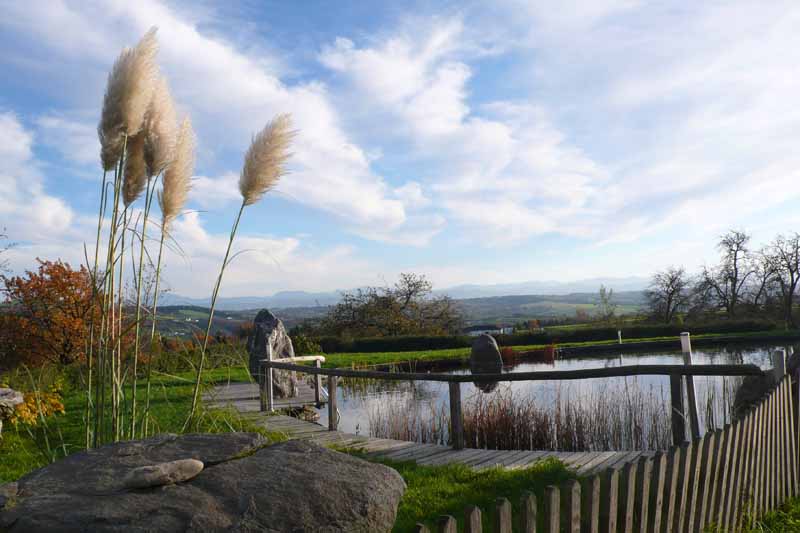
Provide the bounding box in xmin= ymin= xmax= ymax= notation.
xmin=239 ymin=113 xmax=294 ymax=206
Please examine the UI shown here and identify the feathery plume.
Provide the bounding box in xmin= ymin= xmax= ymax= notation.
xmin=98 ymin=28 xmax=160 ymax=170
xmin=143 ymin=76 xmax=178 ymax=177
xmin=159 ymin=118 xmax=195 ymax=228
xmin=239 ymin=113 xmax=294 ymax=206
xmin=122 ymin=133 xmax=148 ymax=206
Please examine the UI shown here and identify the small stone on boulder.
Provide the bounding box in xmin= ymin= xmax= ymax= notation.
xmin=122 ymin=459 xmax=204 ymax=490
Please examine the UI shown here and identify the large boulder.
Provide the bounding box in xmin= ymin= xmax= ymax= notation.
xmin=247 ymin=309 xmax=297 ymax=397
xmin=0 ymin=434 xmax=405 ymax=532
xmin=469 ymin=334 xmax=502 ymax=393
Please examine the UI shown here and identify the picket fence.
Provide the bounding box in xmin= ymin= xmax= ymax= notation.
xmin=413 ymin=373 xmax=798 ymax=533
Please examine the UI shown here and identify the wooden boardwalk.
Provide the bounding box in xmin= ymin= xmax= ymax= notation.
xmin=208 ymin=383 xmax=654 ymax=476
xmin=204 ymin=381 xmax=325 ymax=412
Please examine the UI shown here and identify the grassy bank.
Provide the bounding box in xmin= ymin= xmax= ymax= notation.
xmin=322 ymin=329 xmax=800 ymax=368
xmin=0 ymin=367 xmax=281 ymax=483
xmin=363 ymin=456 xmax=574 ymax=532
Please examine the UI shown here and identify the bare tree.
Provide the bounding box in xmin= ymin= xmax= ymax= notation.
xmin=0 ymin=228 xmax=13 ymax=275
xmin=696 ymin=230 xmax=754 ymax=317
xmin=767 ymin=233 xmax=800 ymax=328
xmin=745 ymin=248 xmax=777 ymax=309
xmin=596 ymin=284 xmax=617 ymax=322
xmin=646 ymin=267 xmax=691 ymax=323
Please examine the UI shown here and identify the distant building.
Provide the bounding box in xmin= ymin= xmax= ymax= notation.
xmin=463 ymin=324 xmax=514 ymax=337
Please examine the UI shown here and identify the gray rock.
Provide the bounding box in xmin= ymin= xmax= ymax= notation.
xmin=1 ymin=435 xmax=405 ymax=533
xmin=0 ymin=482 xmax=17 ymax=510
xmin=0 ymin=388 xmax=23 ymax=436
xmin=470 ymin=334 xmax=502 ymax=392
xmin=247 ymin=309 xmax=298 ymax=398
xmin=122 ymin=459 xmax=204 ymax=489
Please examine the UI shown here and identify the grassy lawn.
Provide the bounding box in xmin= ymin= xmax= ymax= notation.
xmin=0 ymin=366 xmax=282 ymax=483
xmin=749 ymin=497 xmax=800 ymax=531
xmin=321 ymin=329 xmax=800 ymax=368
xmin=360 ymin=456 xmax=575 ymax=532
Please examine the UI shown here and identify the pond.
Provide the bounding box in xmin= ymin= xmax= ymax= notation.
xmin=309 ymin=341 xmax=798 ymax=452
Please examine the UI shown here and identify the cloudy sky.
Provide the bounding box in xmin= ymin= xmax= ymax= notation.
xmin=2 ymin=0 xmax=799 ymax=297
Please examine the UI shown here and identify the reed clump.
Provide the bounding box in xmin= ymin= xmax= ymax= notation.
xmin=83 ymin=26 xmax=294 ymax=445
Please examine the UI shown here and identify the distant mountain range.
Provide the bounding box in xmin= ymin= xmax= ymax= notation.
xmin=159 ymin=276 xmax=649 ymax=311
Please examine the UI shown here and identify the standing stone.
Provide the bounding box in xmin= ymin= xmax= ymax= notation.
xmin=470 ymin=334 xmax=502 ymax=393
xmin=247 ymin=309 xmax=297 ymax=398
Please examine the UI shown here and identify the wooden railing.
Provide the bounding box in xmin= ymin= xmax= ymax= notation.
xmin=259 ymin=358 xmax=764 ymax=443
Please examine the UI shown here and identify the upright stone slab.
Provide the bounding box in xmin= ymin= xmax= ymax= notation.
xmin=470 ymin=334 xmax=502 ymax=393
xmin=246 ymin=309 xmax=298 ymax=398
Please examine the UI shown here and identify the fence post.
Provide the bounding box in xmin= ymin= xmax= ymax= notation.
xmin=681 ymin=332 xmax=701 ymax=439
xmin=464 ymin=505 xmax=482 ymax=533
xmin=449 ymin=382 xmax=465 ymax=450
xmin=314 ymin=358 xmax=322 ymax=405
xmin=328 ymin=375 xmax=338 ymax=431
xmin=266 ymin=343 xmax=274 ymax=412
xmin=520 ymin=491 xmax=537 ymax=533
xmin=495 ymin=497 xmax=512 ymax=533
xmin=259 ymin=361 xmax=267 ymax=411
xmin=545 ymin=486 xmax=560 ymax=533
xmin=670 ymin=373 xmax=686 ymax=445
xmin=773 ymin=349 xmax=787 ymax=381
xmin=437 ymin=516 xmax=457 ymax=533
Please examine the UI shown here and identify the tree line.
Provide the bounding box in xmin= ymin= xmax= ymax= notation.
xmin=646 ymin=230 xmax=800 ymax=327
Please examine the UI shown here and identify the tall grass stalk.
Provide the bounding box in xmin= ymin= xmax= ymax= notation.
xmin=84 ymin=170 xmax=109 ymax=448
xmin=185 ymin=114 xmax=294 ymax=425
xmin=129 ymin=176 xmax=158 ymax=438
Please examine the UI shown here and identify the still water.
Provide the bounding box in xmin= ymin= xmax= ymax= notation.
xmin=312 ymin=342 xmax=797 ymax=439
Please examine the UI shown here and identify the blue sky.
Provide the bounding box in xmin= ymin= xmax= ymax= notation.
xmin=1 ymin=0 xmax=800 ymax=298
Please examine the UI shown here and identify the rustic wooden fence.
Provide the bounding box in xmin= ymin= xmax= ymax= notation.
xmin=412 ymin=359 xmax=798 ymax=532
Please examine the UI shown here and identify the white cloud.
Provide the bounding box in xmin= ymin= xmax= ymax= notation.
xmin=189 ymin=173 xmax=241 ymax=209
xmin=0 ymin=112 xmax=76 ymax=241
xmin=34 ymin=113 xmax=100 ymax=167
xmin=393 ymin=181 xmax=431 ymax=209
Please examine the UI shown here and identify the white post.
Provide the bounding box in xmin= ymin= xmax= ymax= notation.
xmin=266 ymin=343 xmax=274 ymax=412
xmin=774 ymin=348 xmax=787 ymax=381
xmin=680 ymin=332 xmax=701 ymax=438
xmin=617 ymin=330 xmax=622 ymax=344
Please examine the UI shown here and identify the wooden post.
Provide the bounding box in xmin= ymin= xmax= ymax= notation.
xmin=328 ymin=375 xmax=338 ymax=431
xmin=266 ymin=343 xmax=274 ymax=412
xmin=495 ymin=498 xmax=512 ymax=533
xmin=437 ymin=516 xmax=457 ymax=533
xmin=314 ymin=358 xmax=322 ymax=405
xmin=259 ymin=361 xmax=267 ymax=411
xmin=773 ymin=349 xmax=787 ymax=381
xmin=413 ymin=525 xmax=430 ymax=533
xmin=565 ymin=480 xmax=581 ymax=533
xmin=545 ymin=486 xmax=560 ymax=533
xmin=520 ymin=491 xmax=537 ymax=533
xmin=449 ymin=382 xmax=464 ymax=450
xmin=681 ymin=332 xmax=701 ymax=439
xmin=670 ymin=373 xmax=686 ymax=445
xmin=464 ymin=505 xmax=482 ymax=533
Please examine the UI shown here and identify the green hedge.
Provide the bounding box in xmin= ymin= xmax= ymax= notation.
xmin=316 ymin=320 xmax=777 ymax=354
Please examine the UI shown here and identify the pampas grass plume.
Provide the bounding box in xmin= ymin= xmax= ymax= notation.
xmin=159 ymin=118 xmax=195 ymax=228
xmin=239 ymin=113 xmax=294 ymax=206
xmin=122 ymin=133 xmax=148 ymax=206
xmin=143 ymin=76 xmax=178 ymax=177
xmin=98 ymin=27 xmax=159 ymax=170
